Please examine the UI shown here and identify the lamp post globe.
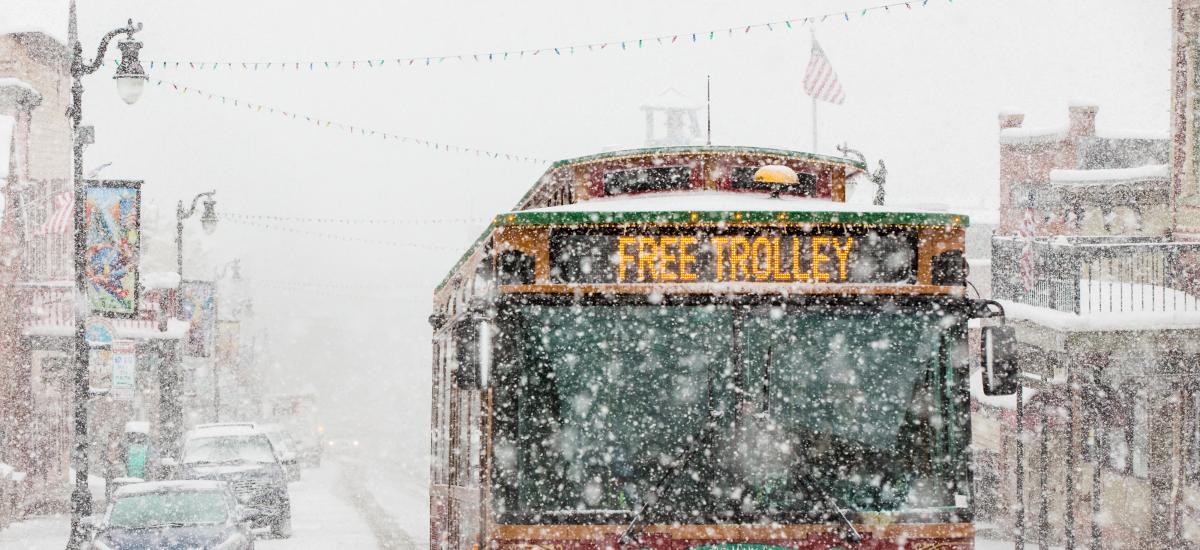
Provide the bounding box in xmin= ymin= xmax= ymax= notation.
xmin=113 ymin=38 xmax=147 ymax=104
xmin=200 ymin=198 xmax=218 ymax=235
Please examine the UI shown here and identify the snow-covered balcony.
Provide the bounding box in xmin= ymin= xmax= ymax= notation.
xmin=991 ymin=235 xmax=1200 ymax=330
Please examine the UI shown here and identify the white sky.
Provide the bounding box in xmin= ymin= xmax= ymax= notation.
xmin=1 ymin=0 xmax=1174 ymax=466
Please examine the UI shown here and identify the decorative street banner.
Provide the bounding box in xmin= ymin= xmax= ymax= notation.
xmin=85 ymin=180 xmax=142 ymax=316
xmin=215 ymin=320 xmax=241 ymax=377
xmin=111 ymin=339 xmax=137 ymax=401
xmin=180 ymin=281 xmax=217 ymax=357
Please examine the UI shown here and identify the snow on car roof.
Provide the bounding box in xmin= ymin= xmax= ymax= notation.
xmin=194 ymin=422 xmax=256 ymax=430
xmin=114 ymin=480 xmax=227 ymax=496
xmin=521 ymin=191 xmax=958 ymax=217
xmin=186 ymin=425 xmax=262 ymax=439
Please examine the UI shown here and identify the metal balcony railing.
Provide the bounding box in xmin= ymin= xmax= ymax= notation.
xmin=991 ymin=235 xmax=1200 ymax=315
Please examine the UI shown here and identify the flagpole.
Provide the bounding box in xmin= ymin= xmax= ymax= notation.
xmin=812 ymin=95 xmax=818 ymax=153
xmin=706 ymin=74 xmax=712 ymax=145
xmin=810 ymin=27 xmax=818 ymax=153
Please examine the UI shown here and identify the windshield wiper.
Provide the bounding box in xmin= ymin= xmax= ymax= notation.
xmin=791 ymin=457 xmax=862 ymax=544
xmin=129 ymin=522 xmax=190 ymax=530
xmin=618 ymin=417 xmax=717 ymax=547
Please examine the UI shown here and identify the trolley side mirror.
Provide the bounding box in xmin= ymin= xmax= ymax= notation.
xmin=453 ymin=318 xmax=491 ymax=390
xmin=981 ymin=325 xmax=1018 ymax=396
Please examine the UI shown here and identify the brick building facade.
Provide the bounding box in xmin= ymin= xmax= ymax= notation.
xmin=1 ymin=30 xmax=188 ymax=516
xmin=976 ymin=3 xmax=1200 ymax=547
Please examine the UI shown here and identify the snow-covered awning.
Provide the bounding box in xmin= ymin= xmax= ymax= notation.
xmin=140 ymin=271 xmax=182 ymax=291
xmin=1048 ymin=164 xmax=1169 ymax=186
xmin=998 ymin=298 xmax=1200 ymax=332
xmin=0 ymin=77 xmax=42 ymax=111
xmin=25 ymin=318 xmax=190 ymax=340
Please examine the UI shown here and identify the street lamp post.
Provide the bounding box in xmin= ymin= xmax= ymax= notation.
xmin=175 ymin=193 xmax=217 ymax=422
xmin=175 ymin=191 xmax=218 ymax=285
xmin=66 ymin=2 xmax=147 ymax=548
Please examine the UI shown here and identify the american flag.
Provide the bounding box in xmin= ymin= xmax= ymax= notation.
xmin=803 ymin=39 xmax=845 ymax=105
xmin=1018 ymin=204 xmax=1037 ymax=292
xmin=37 ymin=191 xmax=73 ymax=236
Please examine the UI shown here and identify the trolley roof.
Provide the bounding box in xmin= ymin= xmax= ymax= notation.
xmin=499 ymin=191 xmax=969 ymax=228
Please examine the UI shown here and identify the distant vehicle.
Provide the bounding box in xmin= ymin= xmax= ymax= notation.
xmin=323 ymin=437 xmax=362 ymax=457
xmin=270 ymin=393 xmax=323 ymax=467
xmin=83 ymin=480 xmax=256 ymax=550
xmin=258 ymin=423 xmax=302 ymax=482
xmin=180 ymin=426 xmax=292 ymax=538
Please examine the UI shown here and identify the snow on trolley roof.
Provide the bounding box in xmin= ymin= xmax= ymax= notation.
xmin=500 ymin=191 xmax=969 ymax=227
xmin=114 ymin=480 xmax=228 ymax=496
xmin=545 ymin=145 xmax=868 ymax=171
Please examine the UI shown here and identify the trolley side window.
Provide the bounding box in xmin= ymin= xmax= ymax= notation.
xmin=603 ymin=166 xmax=693 ymax=195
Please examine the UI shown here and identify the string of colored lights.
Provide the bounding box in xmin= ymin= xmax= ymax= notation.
xmin=248 ymin=282 xmax=428 ymax=302
xmin=154 ymin=79 xmax=551 ymax=164
xmin=222 ymin=212 xmax=491 ymax=226
xmin=142 ymin=0 xmax=954 ymax=71
xmin=252 ymin=278 xmax=414 ymax=291
xmin=224 ymin=218 xmax=464 ymax=250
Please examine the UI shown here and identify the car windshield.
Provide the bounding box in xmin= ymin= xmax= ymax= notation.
xmin=494 ymin=301 xmax=970 ymax=520
xmin=107 ymin=490 xmax=228 ymax=528
xmin=184 ymin=435 xmax=276 ymax=464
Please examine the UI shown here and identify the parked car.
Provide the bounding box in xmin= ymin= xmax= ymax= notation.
xmin=82 ymin=480 xmax=256 ymax=550
xmin=179 ymin=425 xmax=292 ymax=538
xmin=258 ymin=424 xmax=301 ymax=482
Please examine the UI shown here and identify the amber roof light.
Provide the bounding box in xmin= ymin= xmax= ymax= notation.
xmin=752 ymin=164 xmax=800 ymax=185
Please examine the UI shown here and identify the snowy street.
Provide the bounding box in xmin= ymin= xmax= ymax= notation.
xmin=0 ymin=460 xmax=397 ymax=549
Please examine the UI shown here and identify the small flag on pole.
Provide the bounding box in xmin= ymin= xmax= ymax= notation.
xmin=803 ymin=38 xmax=845 ymax=105
xmin=1018 ymin=201 xmax=1038 ymax=292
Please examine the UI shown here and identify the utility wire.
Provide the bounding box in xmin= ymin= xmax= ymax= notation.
xmin=224 ymin=218 xmax=464 ymax=250
xmin=154 ymin=79 xmax=551 ymax=164
xmin=143 ymin=0 xmax=951 ymax=70
xmin=222 ymin=212 xmax=492 ymax=226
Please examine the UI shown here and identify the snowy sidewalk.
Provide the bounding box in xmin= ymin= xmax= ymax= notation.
xmin=0 ymin=514 xmax=70 ymax=548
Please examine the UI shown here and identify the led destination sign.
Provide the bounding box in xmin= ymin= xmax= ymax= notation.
xmin=549 ymin=228 xmax=917 ymax=285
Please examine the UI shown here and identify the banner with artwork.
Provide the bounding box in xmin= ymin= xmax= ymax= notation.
xmin=84 ymin=180 xmax=142 ymax=316
xmin=180 ymin=281 xmax=217 ymax=357
xmin=215 ymin=320 xmax=240 ymax=363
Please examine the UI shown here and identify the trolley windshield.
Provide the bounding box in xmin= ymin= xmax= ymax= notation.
xmin=493 ymin=300 xmax=970 ymax=522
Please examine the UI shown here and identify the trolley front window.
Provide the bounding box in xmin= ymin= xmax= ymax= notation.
xmin=492 ymin=301 xmax=970 ymax=523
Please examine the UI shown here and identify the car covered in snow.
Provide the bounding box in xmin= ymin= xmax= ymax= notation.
xmin=179 ymin=425 xmax=292 ymax=538
xmin=83 ymin=480 xmax=256 ymax=550
xmin=258 ymin=423 xmax=302 ymax=482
